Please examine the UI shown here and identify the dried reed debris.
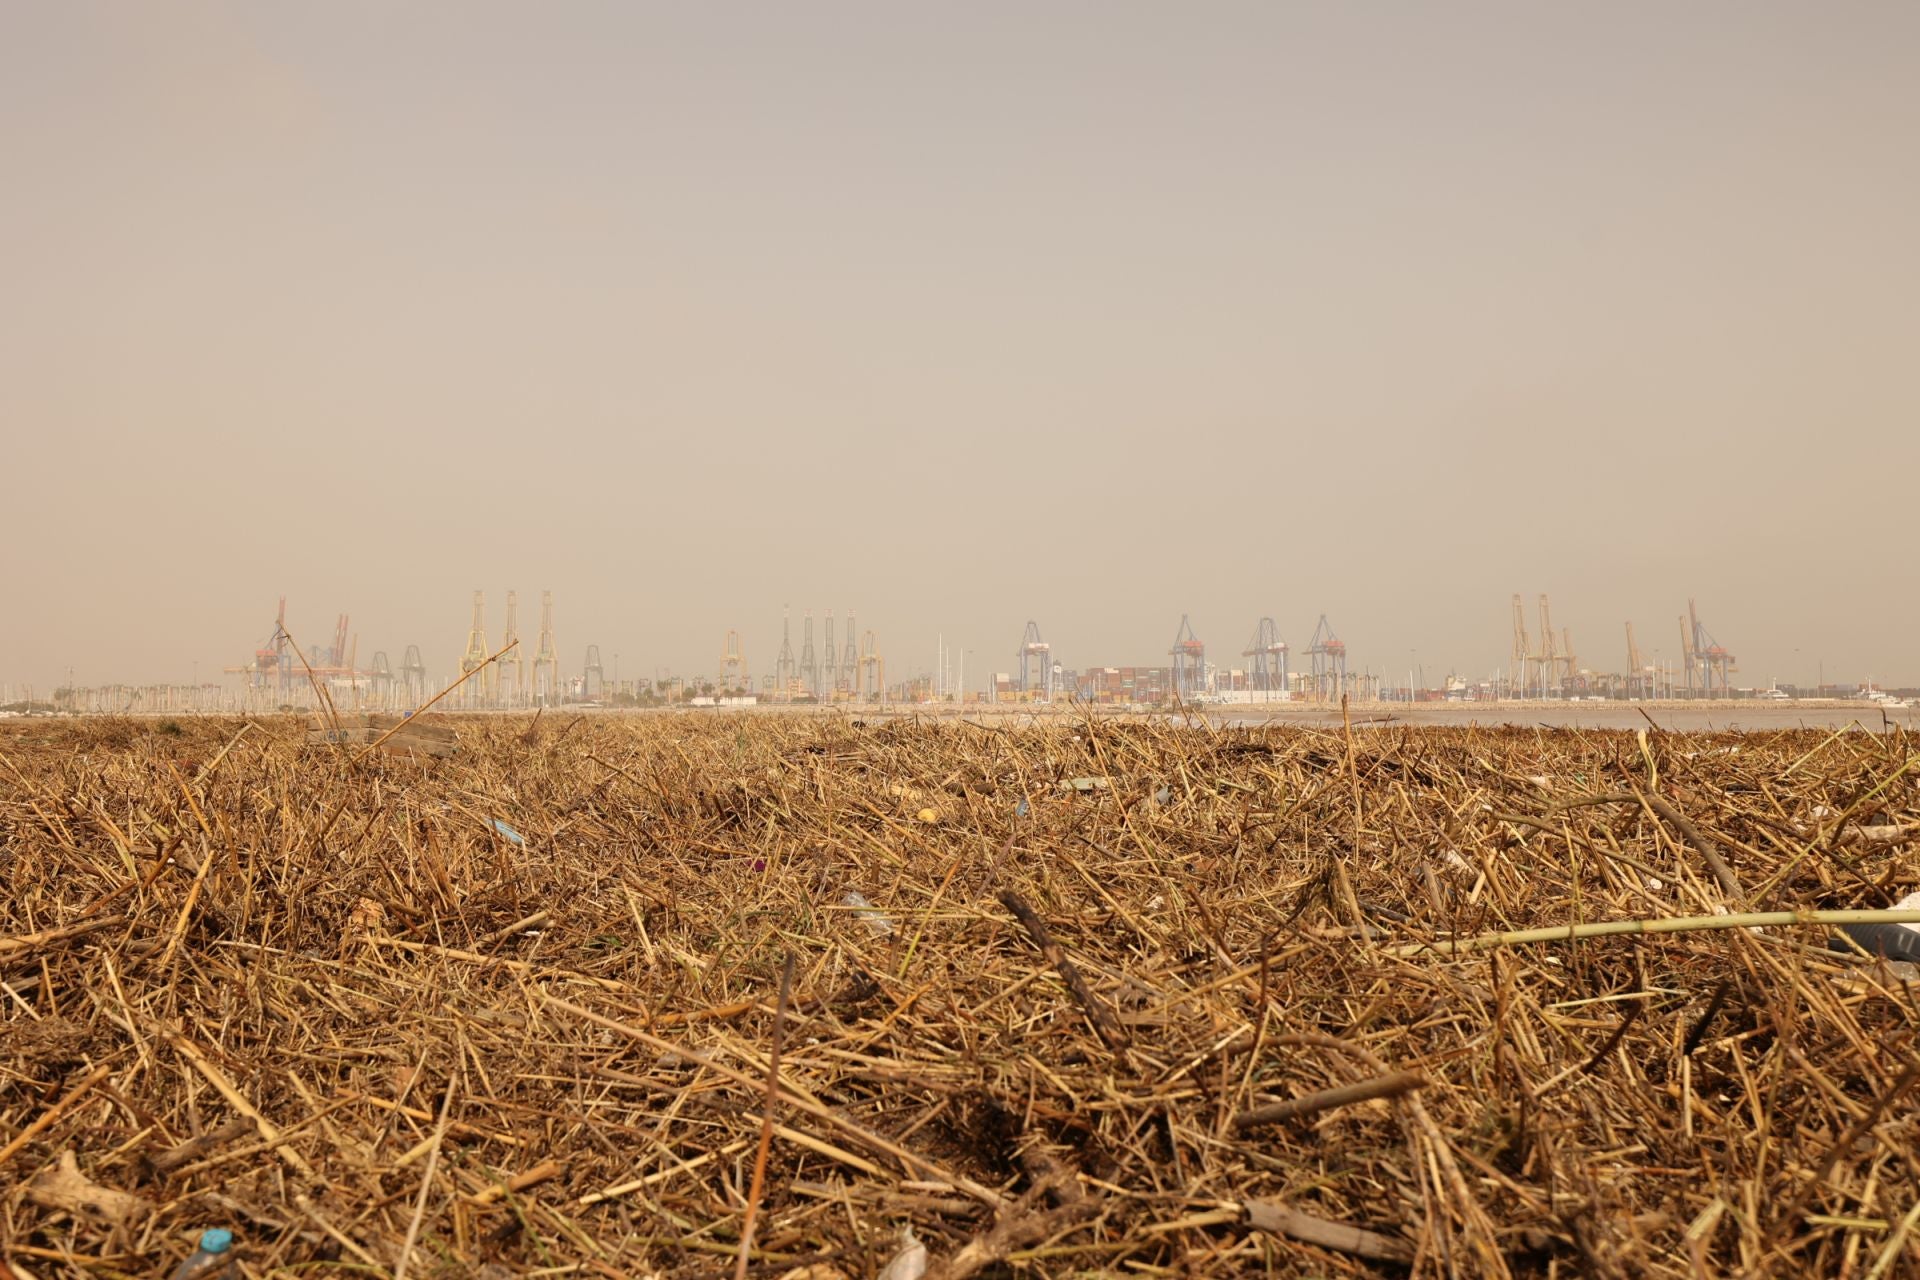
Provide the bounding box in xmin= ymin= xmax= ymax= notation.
xmin=3 ymin=712 xmax=1918 ymax=1276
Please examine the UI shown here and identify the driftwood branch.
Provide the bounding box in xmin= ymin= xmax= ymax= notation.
xmin=1232 ymin=1071 xmax=1428 ymax=1131
xmin=1244 ymin=1200 xmax=1414 ymax=1263
xmin=999 ymin=889 xmax=1130 ymax=1054
xmin=144 ymin=1115 xmax=256 ymax=1177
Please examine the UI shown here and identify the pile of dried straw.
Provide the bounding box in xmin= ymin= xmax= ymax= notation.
xmin=4 ymin=712 xmax=1918 ymax=1277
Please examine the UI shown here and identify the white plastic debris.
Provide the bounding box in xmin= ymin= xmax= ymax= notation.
xmin=841 ymin=891 xmax=894 ymax=937
xmin=877 ymin=1226 xmax=928 ymax=1280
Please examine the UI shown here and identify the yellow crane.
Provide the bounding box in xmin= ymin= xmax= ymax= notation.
xmin=460 ymin=591 xmax=489 ymax=707
xmin=1626 ymin=621 xmax=1644 ymax=697
xmin=1511 ymin=594 xmax=1531 ymax=696
xmin=1536 ymin=595 xmax=1559 ymax=695
xmin=720 ymin=630 xmax=748 ymax=692
xmin=858 ymin=630 xmax=885 ymax=703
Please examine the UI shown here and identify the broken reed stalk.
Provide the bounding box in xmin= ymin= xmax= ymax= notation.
xmin=1682 ymin=978 xmax=1734 ymax=1056
xmin=0 ymin=915 xmax=126 ymax=959
xmin=1231 ymin=1070 xmax=1428 ymax=1131
xmin=1392 ymin=908 xmax=1920 ymax=957
xmin=1639 ymin=791 xmax=1746 ymax=905
xmin=1776 ymin=1057 xmax=1920 ymax=1232
xmin=930 ymin=1194 xmax=1102 ymax=1280
xmin=343 ymin=638 xmax=517 ymax=767
xmin=998 ymin=888 xmax=1131 ymax=1054
xmin=394 ymin=1073 xmax=458 ymax=1280
xmin=540 ymin=993 xmax=1008 ymax=1209
xmin=475 ymin=910 xmax=550 ymax=948
xmin=733 ymin=953 xmax=795 ymax=1280
xmin=273 ymin=623 xmax=338 ymax=733
xmin=144 ymin=1116 xmax=256 ymax=1177
xmin=1579 ymin=1001 xmax=1644 ymax=1075
xmin=1243 ymin=1200 xmax=1414 ymax=1264
xmin=0 ymin=1063 xmax=112 ymax=1171
xmin=1335 ymin=692 xmax=1369 ymax=937
xmin=1547 ymin=789 xmax=1745 ymax=903
xmin=468 ymin=1158 xmax=566 ymax=1206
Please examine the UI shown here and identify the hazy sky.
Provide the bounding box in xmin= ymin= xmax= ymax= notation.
xmin=4 ymin=2 xmax=1917 ymax=692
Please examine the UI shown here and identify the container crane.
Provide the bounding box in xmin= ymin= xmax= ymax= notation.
xmin=1625 ymin=621 xmax=1646 ymax=698
xmin=721 ymin=630 xmax=749 ymax=692
xmin=858 ymin=630 xmax=885 ymax=702
xmin=1018 ymin=621 xmax=1054 ymax=701
xmin=460 ymin=591 xmax=489 ymax=707
xmin=1536 ymin=595 xmax=1559 ymax=696
xmin=1511 ymin=595 xmax=1532 ymax=698
xmin=838 ymin=610 xmax=859 ymax=692
xmin=1687 ymin=599 xmax=1736 ymax=696
xmin=1242 ymin=617 xmax=1288 ymax=695
xmin=1307 ymin=615 xmax=1346 ymax=702
xmin=1169 ymin=615 xmax=1206 ymax=701
xmin=533 ymin=591 xmax=559 ymax=705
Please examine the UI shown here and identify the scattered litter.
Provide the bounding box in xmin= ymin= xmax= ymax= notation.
xmin=842 ymin=891 xmax=894 ymax=937
xmin=1153 ymin=785 xmax=1173 ymax=805
xmin=877 ymin=1225 xmax=928 ymax=1280
xmin=7 ymin=713 xmax=1915 ymax=1276
xmin=915 ymin=807 xmax=939 ymax=824
xmin=1836 ymin=891 xmax=1920 ymax=962
xmin=171 ymin=1228 xmax=235 ymax=1278
xmin=1061 ymin=777 xmax=1110 ymax=793
xmin=490 ymin=819 xmax=526 ymax=846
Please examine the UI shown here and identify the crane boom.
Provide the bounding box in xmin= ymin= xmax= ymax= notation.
xmin=1511 ymin=595 xmax=1531 ymax=695
xmin=1537 ymin=595 xmax=1557 ymax=691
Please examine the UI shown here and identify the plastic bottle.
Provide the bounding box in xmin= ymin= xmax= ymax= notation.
xmin=172 ymin=1229 xmax=234 ymax=1279
xmin=1836 ymin=890 xmax=1920 ymax=963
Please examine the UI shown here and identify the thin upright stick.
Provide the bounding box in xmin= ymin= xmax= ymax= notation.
xmin=734 ymin=953 xmax=796 ymax=1280
xmin=346 ymin=639 xmax=517 ymax=768
xmin=394 ymin=1072 xmax=458 ymax=1280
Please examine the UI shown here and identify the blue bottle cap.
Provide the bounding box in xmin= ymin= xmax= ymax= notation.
xmin=198 ymin=1229 xmax=233 ymax=1254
